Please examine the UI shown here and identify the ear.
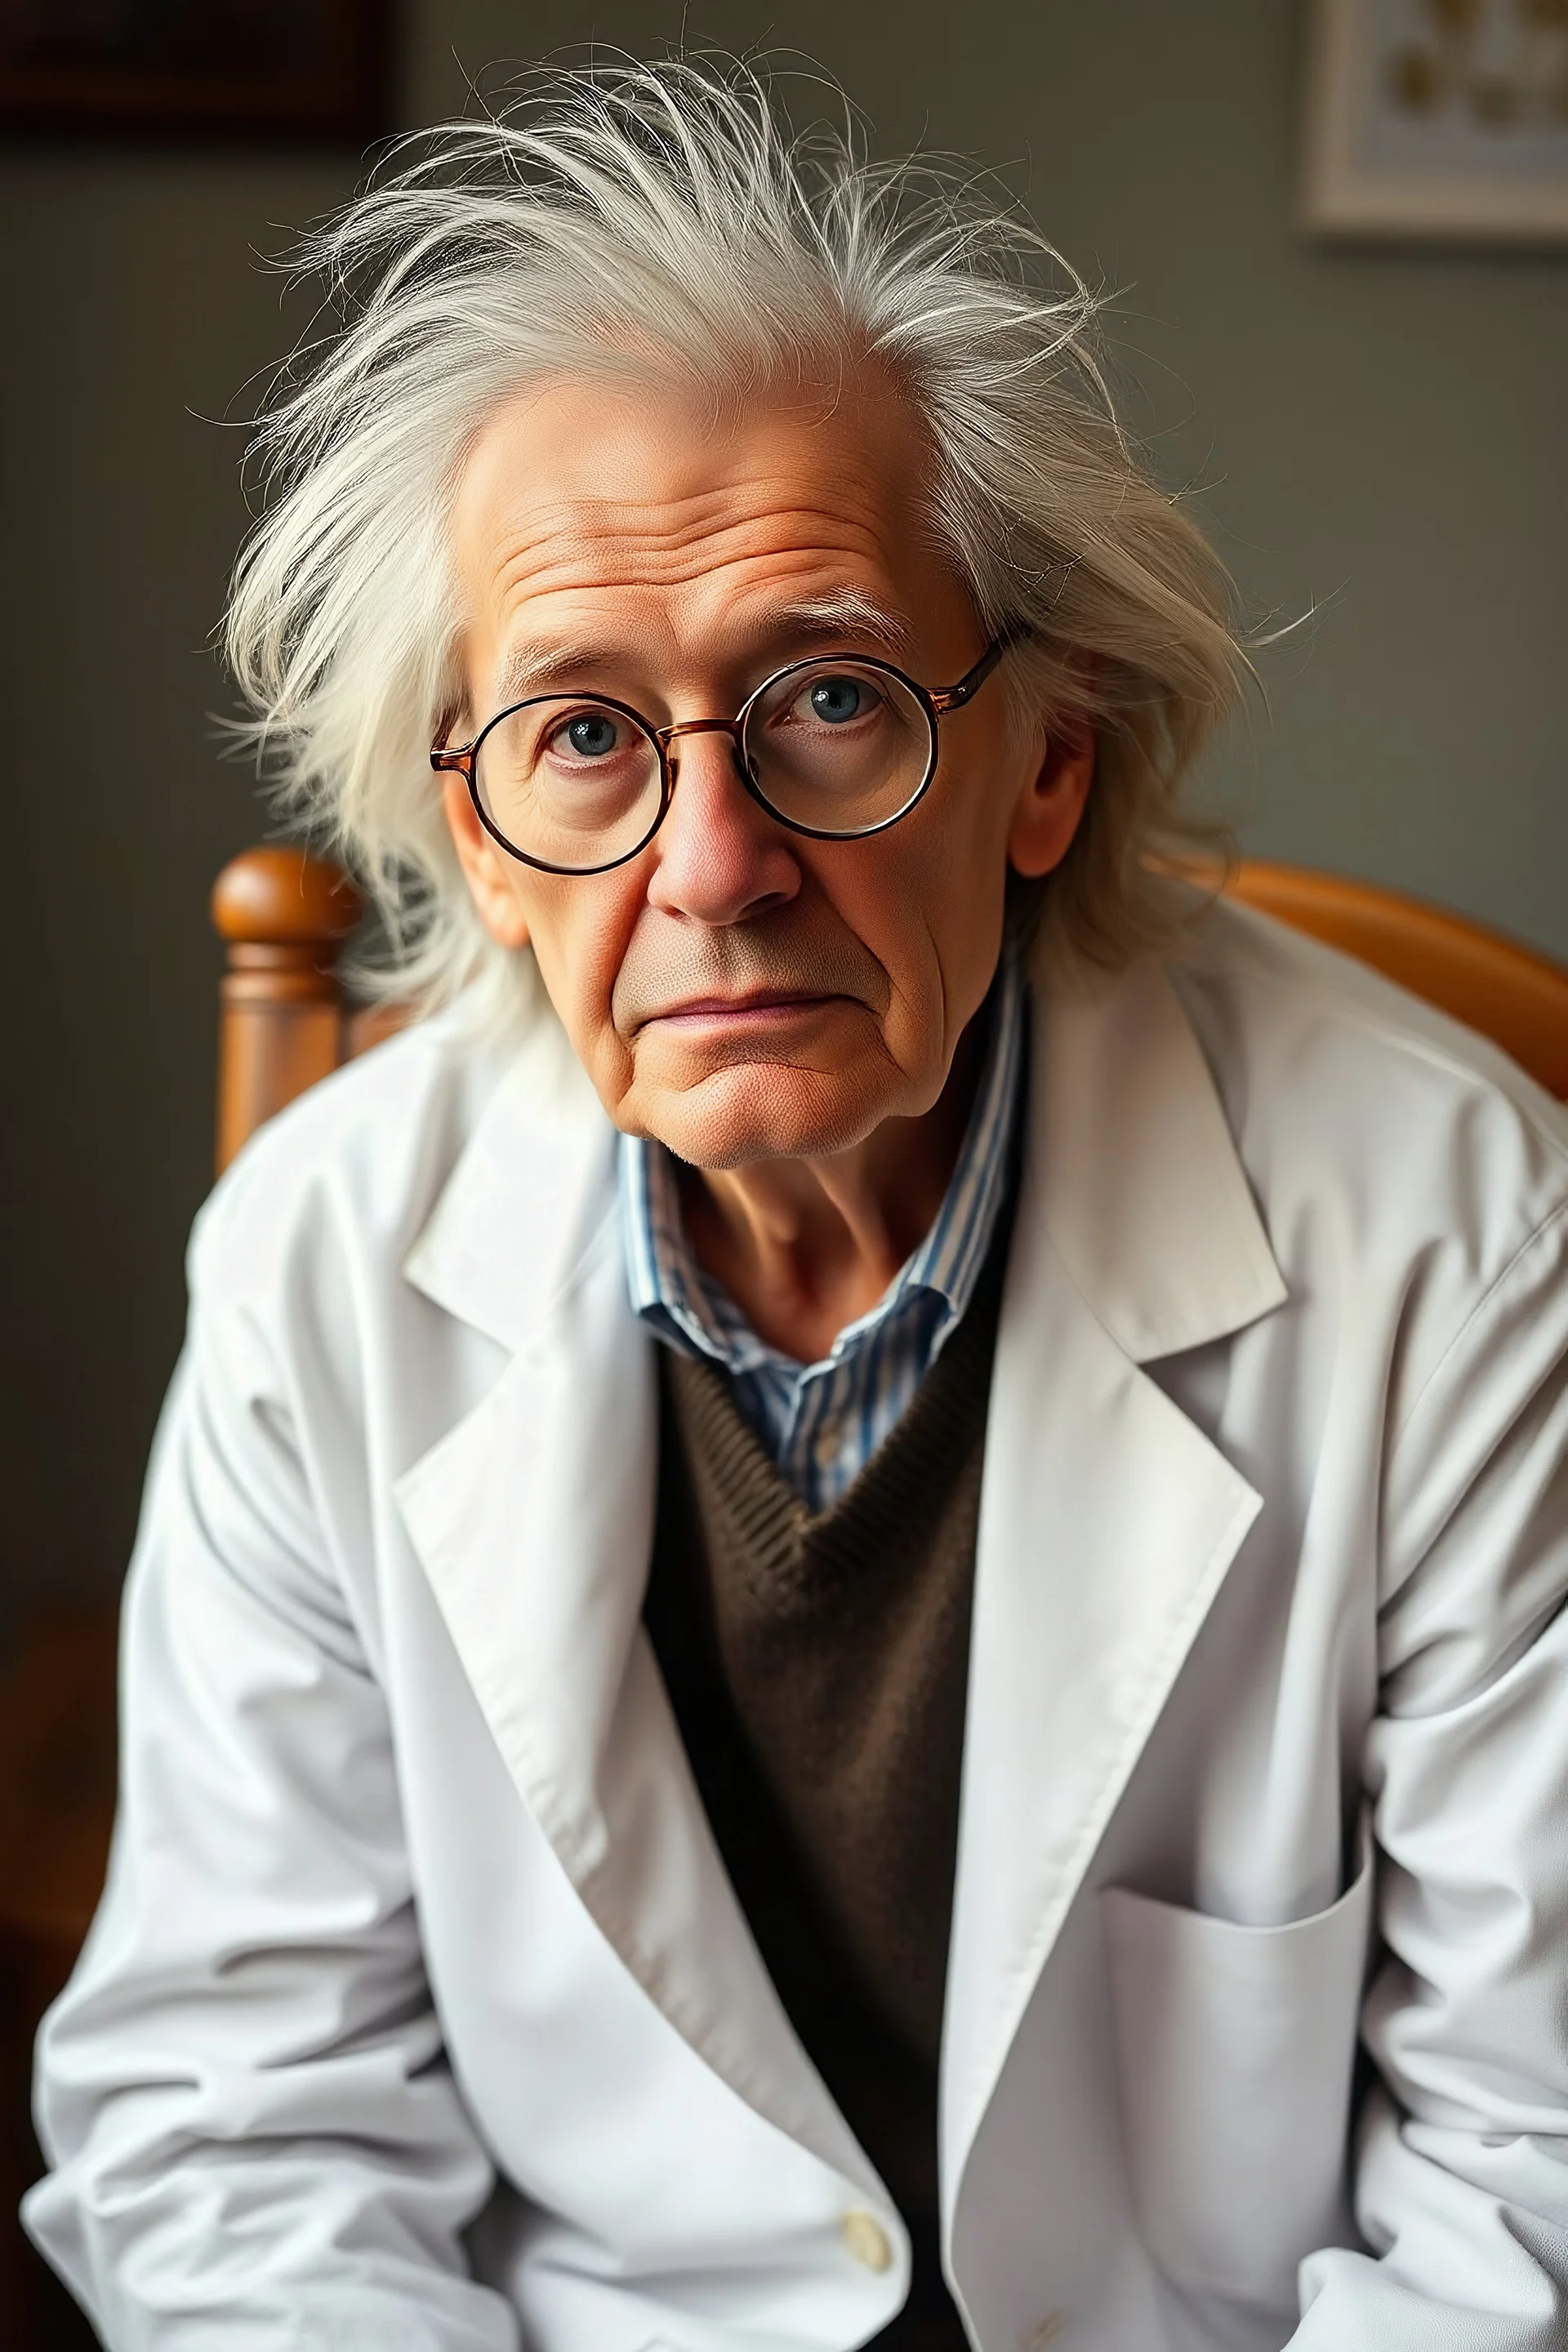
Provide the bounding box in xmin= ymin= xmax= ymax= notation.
xmin=1006 ymin=715 xmax=1096 ymax=880
xmin=441 ymin=773 xmax=532 ymax=949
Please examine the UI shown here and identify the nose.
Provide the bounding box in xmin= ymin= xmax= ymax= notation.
xmin=644 ymin=724 xmax=800 ymax=926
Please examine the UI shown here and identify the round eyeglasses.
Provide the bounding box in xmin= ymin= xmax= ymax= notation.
xmin=430 ymin=634 xmax=1026 ymax=877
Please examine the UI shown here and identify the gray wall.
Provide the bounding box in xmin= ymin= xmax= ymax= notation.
xmin=2 ymin=0 xmax=1564 ymax=1641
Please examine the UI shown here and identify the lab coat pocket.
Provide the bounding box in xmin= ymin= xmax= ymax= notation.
xmin=1102 ymin=1820 xmax=1373 ymax=2309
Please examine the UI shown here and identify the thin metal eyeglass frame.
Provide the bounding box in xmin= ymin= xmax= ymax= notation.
xmin=429 ymin=630 xmax=1028 ymax=878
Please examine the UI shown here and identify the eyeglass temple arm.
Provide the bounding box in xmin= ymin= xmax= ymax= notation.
xmin=430 ymin=746 xmax=474 ymax=777
xmin=930 ymin=621 xmax=1036 ymax=715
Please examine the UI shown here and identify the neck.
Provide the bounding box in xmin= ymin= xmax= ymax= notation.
xmin=678 ymin=1005 xmax=991 ymax=1364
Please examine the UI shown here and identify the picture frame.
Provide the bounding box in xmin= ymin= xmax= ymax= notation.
xmin=0 ymin=0 xmax=391 ymax=145
xmin=1303 ymin=0 xmax=1568 ymax=243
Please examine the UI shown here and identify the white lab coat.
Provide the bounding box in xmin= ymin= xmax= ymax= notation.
xmin=24 ymin=899 xmax=1568 ymax=2352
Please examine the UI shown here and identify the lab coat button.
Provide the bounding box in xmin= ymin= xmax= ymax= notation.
xmin=842 ymin=2209 xmax=893 ymax=2271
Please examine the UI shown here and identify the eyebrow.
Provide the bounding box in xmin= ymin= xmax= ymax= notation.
xmin=491 ymin=590 xmax=920 ymax=709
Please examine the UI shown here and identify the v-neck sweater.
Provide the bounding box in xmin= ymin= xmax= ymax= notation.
xmin=643 ymin=1209 xmax=1013 ymax=2349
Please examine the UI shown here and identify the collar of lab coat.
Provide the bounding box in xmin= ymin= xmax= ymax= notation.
xmin=394 ymin=945 xmax=1287 ymax=2207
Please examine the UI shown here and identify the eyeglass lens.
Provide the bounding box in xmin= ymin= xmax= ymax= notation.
xmin=472 ymin=657 xmax=934 ymax=871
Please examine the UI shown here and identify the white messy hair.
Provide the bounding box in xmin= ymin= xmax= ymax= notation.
xmin=225 ymin=51 xmax=1242 ymax=1031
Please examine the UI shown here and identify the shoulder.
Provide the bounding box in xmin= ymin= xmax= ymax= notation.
xmin=1166 ymin=893 xmax=1568 ymax=1232
xmin=1162 ymin=896 xmax=1568 ymax=1416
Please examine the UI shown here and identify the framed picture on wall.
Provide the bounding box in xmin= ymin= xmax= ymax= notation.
xmin=1303 ymin=0 xmax=1568 ymax=242
xmin=0 ymin=0 xmax=390 ymax=143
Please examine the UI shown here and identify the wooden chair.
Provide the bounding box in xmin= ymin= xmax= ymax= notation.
xmin=2 ymin=844 xmax=1565 ymax=2345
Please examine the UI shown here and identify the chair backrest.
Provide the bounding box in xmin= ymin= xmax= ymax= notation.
xmin=1225 ymin=861 xmax=1568 ymax=1098
xmin=211 ymin=848 xmax=400 ymax=1172
xmin=210 ymin=845 xmax=1568 ymax=1172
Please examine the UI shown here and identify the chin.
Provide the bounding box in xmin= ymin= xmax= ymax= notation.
xmin=648 ymin=1062 xmax=893 ymax=1170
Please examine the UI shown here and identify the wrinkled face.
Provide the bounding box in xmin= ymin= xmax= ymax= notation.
xmin=443 ymin=365 xmax=1085 ymax=1168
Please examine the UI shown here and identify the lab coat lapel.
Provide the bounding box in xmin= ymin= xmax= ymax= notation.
xmin=394 ymin=1002 xmax=644 ymax=1881
xmin=941 ymin=954 xmax=1288 ymax=2210
xmin=392 ymin=998 xmax=871 ymax=2184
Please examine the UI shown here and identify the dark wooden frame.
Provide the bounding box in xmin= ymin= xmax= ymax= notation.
xmin=0 ymin=0 xmax=391 ymax=145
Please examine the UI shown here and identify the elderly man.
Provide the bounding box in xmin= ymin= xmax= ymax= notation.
xmin=24 ymin=56 xmax=1568 ymax=2352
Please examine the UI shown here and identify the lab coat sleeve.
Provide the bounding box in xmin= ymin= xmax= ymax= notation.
xmin=1292 ymin=1199 xmax=1568 ymax=2348
xmin=21 ymin=1187 xmax=519 ymax=2352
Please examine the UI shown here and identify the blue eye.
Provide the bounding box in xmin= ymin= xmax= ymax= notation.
xmin=808 ymin=677 xmax=865 ymax=724
xmin=564 ymin=712 xmax=618 ymax=759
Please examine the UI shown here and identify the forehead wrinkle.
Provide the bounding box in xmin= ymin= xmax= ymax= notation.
xmin=559 ymin=477 xmax=884 ymax=545
xmin=492 ymin=542 xmax=902 ymax=637
xmin=488 ymin=504 xmax=897 ymax=610
xmin=483 ymin=452 xmax=898 ymax=567
xmin=502 ymin=466 xmax=893 ymax=539
xmin=492 ymin=588 xmax=919 ymax=705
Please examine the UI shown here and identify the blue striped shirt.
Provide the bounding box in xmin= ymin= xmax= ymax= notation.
xmin=620 ymin=954 xmax=1027 ymax=1511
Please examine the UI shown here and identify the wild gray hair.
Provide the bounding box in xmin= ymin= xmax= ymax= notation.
xmin=225 ymin=53 xmax=1242 ymax=1030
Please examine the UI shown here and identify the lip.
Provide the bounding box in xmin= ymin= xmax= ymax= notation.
xmin=644 ymin=990 xmax=846 ymax=1027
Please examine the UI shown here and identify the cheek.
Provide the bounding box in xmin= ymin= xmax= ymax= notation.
xmin=517 ymin=877 xmax=644 ymax=1073
xmin=944 ymin=718 xmax=1028 ymax=853
xmin=850 ymin=755 xmax=1016 ymax=978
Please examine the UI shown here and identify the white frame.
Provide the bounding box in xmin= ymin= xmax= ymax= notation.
xmin=1303 ymin=0 xmax=1568 ymax=243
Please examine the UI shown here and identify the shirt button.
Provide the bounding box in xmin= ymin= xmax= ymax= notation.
xmin=842 ymin=2209 xmax=893 ymax=2271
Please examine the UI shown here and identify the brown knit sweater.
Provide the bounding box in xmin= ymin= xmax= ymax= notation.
xmin=643 ymin=1222 xmax=1011 ymax=2350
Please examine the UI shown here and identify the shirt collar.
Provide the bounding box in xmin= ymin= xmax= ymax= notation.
xmin=619 ymin=949 xmax=1027 ymax=1374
